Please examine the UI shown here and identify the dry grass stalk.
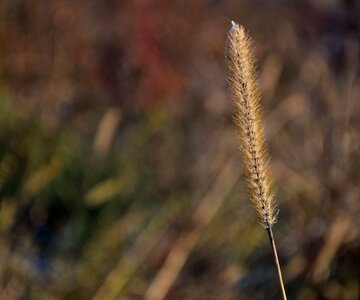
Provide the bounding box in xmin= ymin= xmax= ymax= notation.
xmin=145 ymin=155 xmax=240 ymax=300
xmin=226 ymin=21 xmax=287 ymax=299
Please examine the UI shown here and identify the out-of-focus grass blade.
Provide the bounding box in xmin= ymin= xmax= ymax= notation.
xmin=84 ymin=178 xmax=122 ymax=207
xmin=22 ymin=159 xmax=62 ymax=197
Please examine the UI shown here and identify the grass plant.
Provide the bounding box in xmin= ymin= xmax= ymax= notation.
xmin=226 ymin=21 xmax=287 ymax=300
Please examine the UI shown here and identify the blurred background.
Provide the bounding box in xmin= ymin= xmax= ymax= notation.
xmin=0 ymin=0 xmax=359 ymax=299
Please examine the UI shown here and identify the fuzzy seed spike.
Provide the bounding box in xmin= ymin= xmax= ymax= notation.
xmin=226 ymin=24 xmax=277 ymax=228
xmin=225 ymin=22 xmax=287 ymax=300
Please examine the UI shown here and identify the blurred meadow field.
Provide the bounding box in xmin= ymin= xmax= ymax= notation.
xmin=0 ymin=0 xmax=359 ymax=299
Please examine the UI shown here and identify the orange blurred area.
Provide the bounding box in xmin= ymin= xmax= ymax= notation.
xmin=0 ymin=0 xmax=359 ymax=299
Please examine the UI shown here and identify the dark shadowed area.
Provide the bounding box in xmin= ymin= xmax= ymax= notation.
xmin=0 ymin=0 xmax=359 ymax=299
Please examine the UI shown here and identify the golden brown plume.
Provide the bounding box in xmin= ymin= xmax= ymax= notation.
xmin=226 ymin=22 xmax=278 ymax=229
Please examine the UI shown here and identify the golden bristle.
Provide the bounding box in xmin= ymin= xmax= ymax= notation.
xmin=226 ymin=22 xmax=278 ymax=229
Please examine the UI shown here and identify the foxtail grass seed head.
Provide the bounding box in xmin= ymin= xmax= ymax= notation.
xmin=226 ymin=22 xmax=278 ymax=229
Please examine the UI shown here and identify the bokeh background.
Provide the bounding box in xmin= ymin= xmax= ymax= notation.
xmin=0 ymin=0 xmax=359 ymax=299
